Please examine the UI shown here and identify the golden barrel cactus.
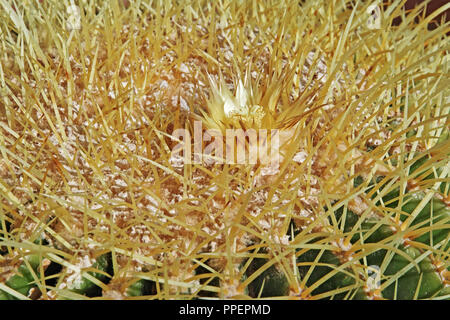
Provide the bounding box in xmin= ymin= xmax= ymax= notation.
xmin=0 ymin=0 xmax=449 ymax=300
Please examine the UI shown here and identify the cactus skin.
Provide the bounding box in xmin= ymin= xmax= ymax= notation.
xmin=126 ymin=279 xmax=157 ymax=297
xmin=368 ymin=246 xmax=444 ymax=300
xmin=0 ymin=255 xmax=41 ymax=300
xmin=246 ymin=257 xmax=290 ymax=298
xmin=297 ymin=249 xmax=356 ymax=299
xmin=67 ymin=253 xmax=112 ymax=297
xmin=228 ymin=195 xmax=449 ymax=300
xmin=0 ymin=253 xmax=112 ymax=300
xmin=241 ymin=189 xmax=449 ymax=300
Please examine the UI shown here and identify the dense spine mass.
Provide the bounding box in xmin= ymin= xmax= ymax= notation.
xmin=0 ymin=0 xmax=448 ymax=300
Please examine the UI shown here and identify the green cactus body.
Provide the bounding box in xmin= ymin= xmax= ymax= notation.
xmin=126 ymin=279 xmax=157 ymax=297
xmin=246 ymin=257 xmax=290 ymax=298
xmin=67 ymin=253 xmax=112 ymax=297
xmin=0 ymin=255 xmax=41 ymax=300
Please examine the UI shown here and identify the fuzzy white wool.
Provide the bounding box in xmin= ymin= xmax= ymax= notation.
xmin=293 ymin=151 xmax=308 ymax=163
